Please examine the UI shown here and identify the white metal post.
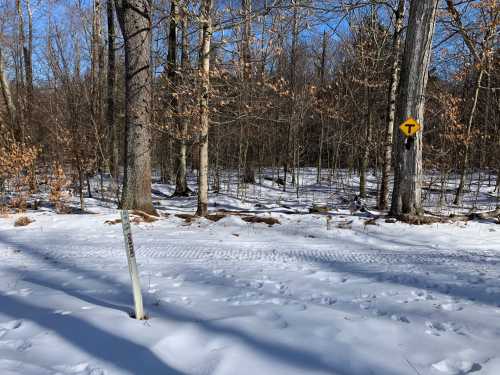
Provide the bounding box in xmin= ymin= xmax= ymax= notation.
xmin=120 ymin=210 xmax=145 ymax=320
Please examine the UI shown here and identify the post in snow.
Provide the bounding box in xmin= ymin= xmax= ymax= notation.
xmin=120 ymin=210 xmax=146 ymax=320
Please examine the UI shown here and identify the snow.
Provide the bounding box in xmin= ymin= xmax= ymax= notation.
xmin=0 ymin=169 xmax=499 ymax=374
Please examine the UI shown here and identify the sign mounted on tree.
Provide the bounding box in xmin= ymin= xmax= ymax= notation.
xmin=399 ymin=117 xmax=421 ymax=137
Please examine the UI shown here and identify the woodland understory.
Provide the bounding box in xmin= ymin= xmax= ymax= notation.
xmin=0 ymin=0 xmax=498 ymax=221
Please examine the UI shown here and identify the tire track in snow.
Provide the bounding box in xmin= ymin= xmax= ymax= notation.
xmin=2 ymin=239 xmax=499 ymax=268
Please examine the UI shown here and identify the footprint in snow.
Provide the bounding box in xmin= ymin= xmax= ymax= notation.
xmin=5 ymin=288 xmax=32 ymax=297
xmin=52 ymin=362 xmax=106 ymax=375
xmin=319 ymin=296 xmax=337 ymax=305
xmin=0 ymin=320 xmax=23 ymax=330
xmin=390 ymin=314 xmax=410 ymax=323
xmin=310 ymin=294 xmax=337 ymax=306
xmin=256 ymin=310 xmax=281 ymax=321
xmin=381 ymin=290 xmax=399 ymax=297
xmin=425 ymin=321 xmax=464 ymax=337
xmin=371 ymin=309 xmax=387 ymax=317
xmin=359 ymin=303 xmax=371 ymax=310
xmin=0 ymin=320 xmax=23 ymax=340
xmin=288 ymin=302 xmax=307 ymax=311
xmin=256 ymin=310 xmax=288 ymax=329
xmin=314 ymin=326 xmax=342 ymax=339
xmin=0 ymin=359 xmax=51 ymax=375
xmin=53 ymin=310 xmax=72 ymax=316
xmin=268 ymin=297 xmax=286 ymax=305
xmin=431 ymin=358 xmax=480 ymax=374
xmin=0 ymin=339 xmax=32 ymax=352
xmin=411 ymin=290 xmax=434 ymax=301
xmin=467 ymin=276 xmax=484 ymax=284
xmin=437 ymin=303 xmax=463 ymax=312
xmin=425 ymin=321 xmax=446 ymax=336
xmin=235 ymin=280 xmax=250 ymax=288
xmin=250 ymin=280 xmax=264 ymax=289
xmin=271 ymin=320 xmax=288 ymax=329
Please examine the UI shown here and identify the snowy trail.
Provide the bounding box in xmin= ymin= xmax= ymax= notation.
xmin=3 ymin=230 xmax=499 ymax=264
xmin=1 ymin=212 xmax=500 ymax=375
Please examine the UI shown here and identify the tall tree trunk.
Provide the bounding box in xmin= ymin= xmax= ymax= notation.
xmin=390 ymin=0 xmax=438 ymax=216
xmin=21 ymin=0 xmax=33 ymax=134
xmin=453 ymin=69 xmax=484 ymax=205
xmin=284 ymin=2 xmax=298 ymax=191
xmin=115 ymin=0 xmax=156 ymax=215
xmin=0 ymin=48 xmax=17 ymax=133
xmin=196 ymin=0 xmax=212 ymax=217
xmin=174 ymin=7 xmax=190 ymax=196
xmin=15 ymin=0 xmax=26 ymax=141
xmin=240 ymin=0 xmax=255 ymax=185
xmin=170 ymin=1 xmax=189 ymax=196
xmin=107 ymin=0 xmax=119 ymax=182
xmin=91 ymin=0 xmax=102 ymax=142
xmin=316 ymin=31 xmax=327 ymax=184
xmin=359 ymin=87 xmax=372 ymax=198
xmin=379 ymin=0 xmax=405 ymax=210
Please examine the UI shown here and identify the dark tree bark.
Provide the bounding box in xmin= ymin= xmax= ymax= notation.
xmin=316 ymin=31 xmax=327 ymax=184
xmin=379 ymin=0 xmax=405 ymax=210
xmin=115 ymin=0 xmax=156 ymax=215
xmin=23 ymin=0 xmax=34 ymax=133
xmin=107 ymin=0 xmax=119 ymax=182
xmin=171 ymin=0 xmax=190 ymax=196
xmin=241 ymin=0 xmax=255 ymax=185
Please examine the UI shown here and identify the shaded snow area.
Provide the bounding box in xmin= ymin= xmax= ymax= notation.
xmin=1 ymin=171 xmax=500 ymax=375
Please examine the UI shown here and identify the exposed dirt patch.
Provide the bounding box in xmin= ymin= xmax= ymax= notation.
xmin=14 ymin=216 xmax=34 ymax=227
xmin=175 ymin=211 xmax=280 ymax=226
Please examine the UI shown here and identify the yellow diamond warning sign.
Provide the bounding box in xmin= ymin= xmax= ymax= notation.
xmin=399 ymin=117 xmax=421 ymax=137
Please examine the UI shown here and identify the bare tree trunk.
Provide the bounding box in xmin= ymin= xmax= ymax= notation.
xmin=196 ymin=0 xmax=212 ymax=217
xmin=390 ymin=0 xmax=438 ymax=216
xmin=453 ymin=69 xmax=484 ymax=205
xmin=284 ymin=2 xmax=299 ymax=191
xmin=166 ymin=0 xmax=178 ymax=180
xmin=317 ymin=114 xmax=324 ymax=184
xmin=379 ymin=0 xmax=405 ymax=210
xmin=115 ymin=0 xmax=156 ymax=215
xmin=241 ymin=0 xmax=255 ymax=185
xmin=76 ymin=155 xmax=85 ymax=210
xmin=22 ymin=0 xmax=34 ymax=133
xmin=91 ymin=0 xmax=102 ymax=142
xmin=15 ymin=0 xmax=27 ymax=141
xmin=107 ymin=0 xmax=119 ymax=182
xmin=171 ymin=1 xmax=190 ymax=196
xmin=0 ymin=48 xmax=17 ymax=132
xmin=178 ymin=8 xmax=191 ymax=195
xmin=316 ymin=31 xmax=327 ymax=184
xmin=359 ymin=93 xmax=372 ymax=198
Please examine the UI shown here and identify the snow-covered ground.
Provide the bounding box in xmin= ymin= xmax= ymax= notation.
xmin=1 ymin=170 xmax=499 ymax=375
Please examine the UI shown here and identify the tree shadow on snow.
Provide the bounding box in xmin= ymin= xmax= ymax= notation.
xmin=2 ymin=233 xmax=499 ymax=374
xmin=0 ymin=293 xmax=186 ymax=375
xmin=0 ymin=235 xmax=380 ymax=375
